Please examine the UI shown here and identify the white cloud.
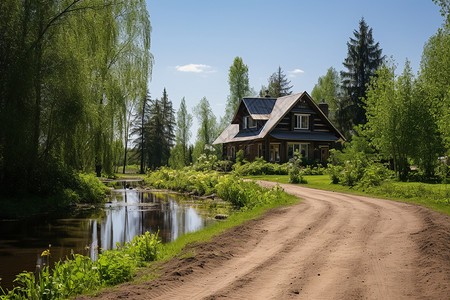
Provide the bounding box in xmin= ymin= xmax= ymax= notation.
xmin=175 ymin=64 xmax=215 ymax=73
xmin=288 ymin=68 xmax=305 ymax=77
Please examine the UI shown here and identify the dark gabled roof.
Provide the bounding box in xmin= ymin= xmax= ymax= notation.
xmin=270 ymin=129 xmax=340 ymax=141
xmin=213 ymin=92 xmax=346 ymax=145
xmin=235 ymin=127 xmax=263 ymax=138
xmin=242 ymin=98 xmax=276 ymax=115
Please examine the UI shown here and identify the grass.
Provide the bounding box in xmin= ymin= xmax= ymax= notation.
xmin=244 ymin=174 xmax=450 ymax=215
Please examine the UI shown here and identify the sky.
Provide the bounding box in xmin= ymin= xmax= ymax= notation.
xmin=145 ymin=0 xmax=444 ymax=143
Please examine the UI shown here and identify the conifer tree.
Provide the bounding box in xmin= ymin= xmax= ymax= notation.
xmin=339 ymin=18 xmax=384 ymax=135
xmin=267 ymin=66 xmax=293 ymax=97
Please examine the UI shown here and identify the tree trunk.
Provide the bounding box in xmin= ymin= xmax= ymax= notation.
xmin=122 ymin=141 xmax=128 ymax=174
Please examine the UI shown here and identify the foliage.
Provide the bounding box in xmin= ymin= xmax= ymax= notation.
xmin=417 ymin=18 xmax=450 ymax=153
xmin=365 ymin=59 xmax=445 ymax=179
xmin=311 ymin=67 xmax=341 ymax=122
xmin=339 ymin=17 xmax=384 ymax=136
xmin=232 ymin=157 xmax=289 ymax=176
xmin=1 ymin=231 xmax=161 ymax=299
xmin=193 ymin=153 xmax=219 ymax=172
xmin=222 ymin=57 xmax=252 ymax=126
xmin=327 ymin=129 xmax=393 ymax=187
xmin=74 ymin=173 xmax=110 ymax=203
xmin=169 ymin=97 xmax=193 ymax=168
xmin=144 ymin=89 xmax=176 ymax=170
xmin=267 ymin=66 xmax=293 ymax=98
xmin=145 ymin=167 xmax=292 ymax=209
xmin=193 ymin=97 xmax=219 ymax=162
xmin=215 ymin=176 xmax=289 ymax=209
xmin=235 ymin=149 xmax=245 ymax=164
xmin=0 ymin=0 xmax=153 ymax=196
xmin=288 ymin=152 xmax=308 ymax=184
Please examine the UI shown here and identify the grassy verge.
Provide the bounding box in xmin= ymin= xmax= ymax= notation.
xmin=245 ymin=174 xmax=450 ymax=215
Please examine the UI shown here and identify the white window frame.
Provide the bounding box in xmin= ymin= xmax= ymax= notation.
xmin=294 ymin=114 xmax=309 ymax=130
xmin=287 ymin=143 xmax=309 ymax=159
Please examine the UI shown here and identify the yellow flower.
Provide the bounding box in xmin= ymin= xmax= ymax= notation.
xmin=41 ymin=249 xmax=51 ymax=256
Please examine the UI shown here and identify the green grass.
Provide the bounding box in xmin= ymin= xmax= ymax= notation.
xmin=245 ymin=174 xmax=450 ymax=215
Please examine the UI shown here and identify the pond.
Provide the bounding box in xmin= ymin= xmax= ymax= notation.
xmin=0 ymin=182 xmax=228 ymax=290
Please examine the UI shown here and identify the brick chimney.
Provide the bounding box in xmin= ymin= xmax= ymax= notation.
xmin=319 ymin=99 xmax=329 ymax=117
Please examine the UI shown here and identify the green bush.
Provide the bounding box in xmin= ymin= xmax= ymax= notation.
xmin=233 ymin=157 xmax=289 ymax=176
xmin=1 ymin=231 xmax=161 ymax=299
xmin=215 ymin=175 xmax=289 ymax=209
xmin=75 ymin=173 xmax=110 ymax=203
xmin=97 ymin=249 xmax=134 ymax=286
xmin=145 ymin=167 xmax=292 ymax=210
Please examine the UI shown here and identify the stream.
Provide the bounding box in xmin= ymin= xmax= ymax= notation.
xmin=0 ymin=181 xmax=228 ymax=290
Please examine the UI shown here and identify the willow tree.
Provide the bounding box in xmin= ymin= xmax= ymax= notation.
xmin=0 ymin=0 xmax=153 ymax=195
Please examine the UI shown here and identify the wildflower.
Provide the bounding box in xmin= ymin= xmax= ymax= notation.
xmin=41 ymin=249 xmax=51 ymax=256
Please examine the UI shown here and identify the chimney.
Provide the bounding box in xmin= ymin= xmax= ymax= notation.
xmin=319 ymin=99 xmax=329 ymax=117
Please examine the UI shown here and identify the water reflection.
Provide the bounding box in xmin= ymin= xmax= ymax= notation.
xmin=0 ymin=186 xmax=220 ymax=290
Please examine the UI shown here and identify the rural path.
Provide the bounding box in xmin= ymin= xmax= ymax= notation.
xmin=79 ymin=181 xmax=450 ymax=300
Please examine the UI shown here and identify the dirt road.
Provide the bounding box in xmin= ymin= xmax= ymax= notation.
xmin=80 ymin=181 xmax=450 ymax=299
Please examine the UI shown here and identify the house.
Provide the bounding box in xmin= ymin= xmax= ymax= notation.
xmin=213 ymin=92 xmax=345 ymax=163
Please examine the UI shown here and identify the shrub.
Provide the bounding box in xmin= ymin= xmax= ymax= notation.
xmin=233 ymin=157 xmax=289 ymax=176
xmin=235 ymin=150 xmax=245 ymax=164
xmin=1 ymin=231 xmax=162 ymax=299
xmin=75 ymin=173 xmax=110 ymax=203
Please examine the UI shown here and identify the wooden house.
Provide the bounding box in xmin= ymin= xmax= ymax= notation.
xmin=213 ymin=92 xmax=345 ymax=163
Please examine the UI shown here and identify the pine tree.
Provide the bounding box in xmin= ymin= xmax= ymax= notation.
xmin=160 ymin=88 xmax=176 ymax=163
xmin=340 ymin=18 xmax=384 ymax=135
xmin=267 ymin=66 xmax=293 ymax=97
xmin=132 ymin=92 xmax=151 ymax=173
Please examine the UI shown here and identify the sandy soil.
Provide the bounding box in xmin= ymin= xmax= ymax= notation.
xmin=78 ymin=181 xmax=450 ymax=299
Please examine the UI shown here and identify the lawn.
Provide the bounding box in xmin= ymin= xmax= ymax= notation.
xmin=244 ymin=174 xmax=450 ymax=215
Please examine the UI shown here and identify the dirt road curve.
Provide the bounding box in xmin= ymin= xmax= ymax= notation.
xmin=79 ymin=182 xmax=450 ymax=300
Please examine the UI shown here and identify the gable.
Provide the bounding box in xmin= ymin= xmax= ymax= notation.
xmin=213 ymin=91 xmax=345 ymax=145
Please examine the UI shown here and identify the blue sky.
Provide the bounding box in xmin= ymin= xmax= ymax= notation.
xmin=145 ymin=0 xmax=443 ymax=142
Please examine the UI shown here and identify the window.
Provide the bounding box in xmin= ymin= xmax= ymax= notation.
xmin=243 ymin=116 xmax=256 ymax=129
xmin=269 ymin=144 xmax=280 ymax=162
xmin=258 ymin=144 xmax=263 ymax=158
xmin=288 ymin=143 xmax=309 ymax=159
xmin=294 ymin=114 xmax=309 ymax=129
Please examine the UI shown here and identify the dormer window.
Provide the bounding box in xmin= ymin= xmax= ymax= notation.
xmin=243 ymin=116 xmax=256 ymax=129
xmin=294 ymin=114 xmax=309 ymax=130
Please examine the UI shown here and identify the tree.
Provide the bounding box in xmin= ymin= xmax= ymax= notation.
xmin=267 ymin=66 xmax=293 ymax=98
xmin=160 ymin=88 xmax=176 ymax=163
xmin=0 ymin=0 xmax=152 ymax=194
xmin=340 ymin=18 xmax=384 ymax=135
xmin=311 ymin=67 xmax=341 ymax=122
xmin=193 ymin=97 xmax=218 ymax=162
xmin=365 ymin=60 xmax=428 ymax=180
xmin=132 ymin=92 xmax=151 ymax=174
xmin=170 ymin=97 xmax=192 ymax=168
xmin=417 ymin=13 xmax=449 ymax=153
xmin=223 ymin=57 xmax=251 ymax=125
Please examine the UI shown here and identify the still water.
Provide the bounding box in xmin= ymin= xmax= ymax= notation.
xmin=0 ymin=183 xmax=222 ymax=290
